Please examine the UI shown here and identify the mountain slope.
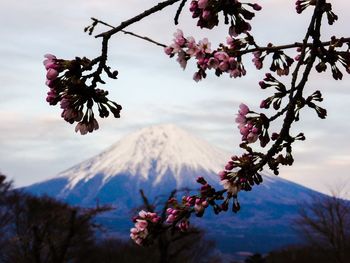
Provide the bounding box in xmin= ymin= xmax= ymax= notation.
xmin=28 ymin=124 xmax=228 ymax=206
xmin=26 ymin=124 xmax=325 ymax=255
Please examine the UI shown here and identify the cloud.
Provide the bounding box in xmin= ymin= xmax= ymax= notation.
xmin=1 ymin=0 xmax=350 ymax=196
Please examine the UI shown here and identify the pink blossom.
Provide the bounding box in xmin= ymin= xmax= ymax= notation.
xmin=193 ymin=72 xmax=202 ymax=82
xmin=253 ymin=57 xmax=263 ymax=69
xmin=220 ymin=179 xmax=240 ymax=195
xmin=198 ymin=38 xmax=211 ymax=53
xmin=218 ymin=170 xmax=228 ymax=180
xmin=138 ymin=210 xmax=148 ymax=218
xmin=197 ymin=57 xmax=208 ymax=69
xmin=207 ymin=57 xmax=219 ymax=69
xmin=189 ymin=0 xmax=198 ymax=12
xmin=45 ymin=79 xmax=54 ymax=87
xmin=225 ymin=161 xmax=235 ymax=171
xmin=176 ymin=51 xmax=187 ymax=69
xmin=194 ymin=198 xmax=207 ymax=215
xmin=229 ymin=25 xmax=238 ymax=37
xmin=186 ymin=36 xmax=198 ymax=57
xmin=253 ymin=51 xmax=261 ymax=58
xmin=229 ymin=68 xmax=240 ymax=78
xmin=247 ymin=132 xmax=258 ymax=143
xmin=173 ymin=29 xmax=186 ymax=46
xmin=46 ymin=68 xmax=58 ymax=80
xmin=75 ymin=122 xmax=88 ymax=135
xmin=214 ymin=51 xmax=229 ymax=61
xmin=239 ymin=103 xmax=249 ymax=115
xmin=235 ymin=114 xmax=246 ymax=124
xmin=66 ymin=109 xmax=83 ymax=123
xmin=231 ymin=155 xmax=239 ymax=161
xmin=194 ymin=203 xmax=204 ymax=214
xmin=230 ymin=63 xmax=246 ymax=78
xmin=130 ymin=210 xmax=162 ymax=246
xmin=228 ymin=57 xmax=237 ymax=68
xmin=170 ymin=43 xmax=182 ymax=53
xmin=166 ymin=214 xmax=176 ymax=223
xmin=198 ymin=0 xmax=208 ymax=9
xmin=219 ymin=61 xmax=229 ymax=71
xmin=44 ymin=62 xmax=59 ymax=70
xmin=151 ymin=217 xmax=159 ymax=223
xmin=135 ymin=219 xmax=148 ymax=230
xmin=202 ymin=10 xmax=211 ymax=20
xmin=252 ymin=127 xmax=259 ymax=134
xmin=60 ymin=97 xmax=70 ymax=109
xmin=239 ymin=125 xmax=250 ymax=137
xmin=252 ymin=3 xmax=262 ymax=11
xmin=164 ymin=46 xmax=174 ymax=55
xmin=43 ymin=54 xmax=56 ymax=66
xmin=44 ymin=54 xmax=56 ymax=60
xmin=90 ymin=119 xmax=99 ymax=132
xmin=226 ymin=36 xmax=235 ymax=47
xmin=130 ymin=224 xmax=149 ymax=245
xmin=179 ymin=220 xmax=189 ymax=232
xmin=260 ymin=100 xmax=267 ymax=109
xmin=46 ymin=89 xmax=56 ymax=104
xmin=130 ymin=227 xmax=138 ymax=234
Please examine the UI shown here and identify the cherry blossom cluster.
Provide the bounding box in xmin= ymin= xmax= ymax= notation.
xmin=166 ymin=201 xmax=191 ymax=232
xmin=189 ymin=0 xmax=261 ymax=36
xmin=235 ymin=104 xmax=261 ymax=144
xmin=130 ymin=210 xmax=161 ymax=245
xmin=43 ymin=54 xmax=122 ymax=135
xmin=44 ymin=54 xmax=63 ymax=105
xmin=305 ymin=90 xmax=327 ymax=119
xmin=218 ymin=170 xmax=241 ymax=212
xmin=253 ymin=47 xmax=294 ymax=76
xmin=165 ymin=30 xmax=259 ymax=81
xmin=259 ymin=73 xmax=288 ymax=110
xmin=220 ymin=153 xmax=263 ymax=192
xmin=269 ymin=50 xmax=294 ymax=76
xmin=295 ymin=1 xmax=337 ymax=26
xmin=315 ymin=37 xmax=350 ymax=80
xmin=165 ymin=29 xmax=299 ymax=81
xmin=165 ymin=179 xmax=214 ymax=223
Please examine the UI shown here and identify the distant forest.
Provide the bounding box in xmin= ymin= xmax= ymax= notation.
xmin=1 ymin=174 xmax=350 ymax=263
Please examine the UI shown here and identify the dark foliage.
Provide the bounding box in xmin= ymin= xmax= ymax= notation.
xmin=76 ymin=233 xmax=220 ymax=263
xmin=0 ymin=174 xmax=109 ymax=263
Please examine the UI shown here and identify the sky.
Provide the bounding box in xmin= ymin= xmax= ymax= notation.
xmin=0 ymin=0 xmax=350 ymax=198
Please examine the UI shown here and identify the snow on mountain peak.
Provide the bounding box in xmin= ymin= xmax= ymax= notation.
xmin=59 ymin=124 xmax=229 ymax=190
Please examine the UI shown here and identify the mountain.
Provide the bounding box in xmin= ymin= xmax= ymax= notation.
xmin=26 ymin=124 xmax=324 ymax=256
xmin=27 ymin=124 xmax=227 ymax=207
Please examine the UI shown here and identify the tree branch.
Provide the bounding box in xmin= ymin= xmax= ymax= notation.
xmin=95 ymin=0 xmax=181 ymax=38
xmin=91 ymin=18 xmax=166 ymax=48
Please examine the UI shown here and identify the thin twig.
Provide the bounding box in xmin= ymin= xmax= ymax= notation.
xmin=239 ymin=38 xmax=350 ymax=55
xmin=174 ymin=0 xmax=188 ymax=25
xmin=140 ymin=189 xmax=154 ymax=212
xmin=96 ymin=0 xmax=182 ymax=38
xmin=91 ymin=18 xmax=166 ymax=47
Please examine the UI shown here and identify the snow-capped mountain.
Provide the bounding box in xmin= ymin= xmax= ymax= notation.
xmin=26 ymin=124 xmax=325 ymax=255
xmin=61 ymin=123 xmax=227 ymax=189
xmin=27 ymin=124 xmax=229 ymax=206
